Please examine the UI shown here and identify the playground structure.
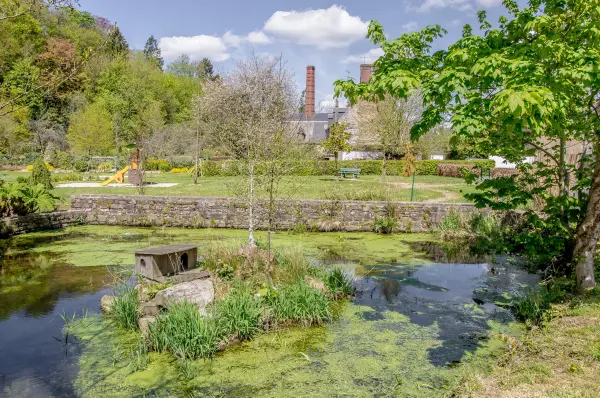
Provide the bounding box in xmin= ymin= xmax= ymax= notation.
xmin=101 ymin=148 xmax=144 ymax=186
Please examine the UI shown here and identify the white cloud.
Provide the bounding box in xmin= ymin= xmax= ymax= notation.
xmin=246 ymin=31 xmax=272 ymax=45
xmin=475 ymin=0 xmax=503 ymax=6
xmin=342 ymin=48 xmax=384 ymax=64
xmin=402 ymin=21 xmax=419 ymax=31
xmin=159 ymin=35 xmax=230 ymax=62
xmin=263 ymin=5 xmax=368 ymax=49
xmin=222 ymin=31 xmax=242 ymax=48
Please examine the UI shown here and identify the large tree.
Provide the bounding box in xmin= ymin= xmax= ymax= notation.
xmin=143 ymin=35 xmax=163 ymax=69
xmin=335 ymin=0 xmax=600 ymax=293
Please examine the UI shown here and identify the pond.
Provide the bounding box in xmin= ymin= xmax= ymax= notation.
xmin=0 ymin=226 xmax=539 ymax=397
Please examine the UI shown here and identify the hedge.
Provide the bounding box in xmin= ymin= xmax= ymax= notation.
xmin=146 ymin=158 xmax=494 ymax=177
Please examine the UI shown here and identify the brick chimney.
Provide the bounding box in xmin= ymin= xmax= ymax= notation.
xmin=360 ymin=64 xmax=372 ymax=83
xmin=305 ymin=65 xmax=315 ymax=117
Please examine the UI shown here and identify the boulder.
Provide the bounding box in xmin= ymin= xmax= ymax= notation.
xmin=138 ymin=316 xmax=156 ymax=336
xmin=154 ymin=279 xmax=214 ymax=312
xmin=100 ymin=295 xmax=115 ymax=313
xmin=135 ymin=284 xmax=150 ymax=303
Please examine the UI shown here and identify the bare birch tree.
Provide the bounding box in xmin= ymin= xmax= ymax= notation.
xmin=202 ymin=54 xmax=301 ymax=246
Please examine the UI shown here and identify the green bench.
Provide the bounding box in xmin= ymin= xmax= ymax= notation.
xmin=338 ymin=168 xmax=361 ymax=178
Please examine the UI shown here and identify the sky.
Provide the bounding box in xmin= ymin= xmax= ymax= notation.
xmin=78 ymin=0 xmax=513 ymax=109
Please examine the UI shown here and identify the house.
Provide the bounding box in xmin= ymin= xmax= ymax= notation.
xmin=292 ymin=64 xmax=382 ymax=160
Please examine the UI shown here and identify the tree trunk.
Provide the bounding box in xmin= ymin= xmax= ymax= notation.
xmin=248 ymin=162 xmax=256 ymax=246
xmin=572 ymin=140 xmax=600 ymax=294
xmin=194 ymin=127 xmax=200 ymax=185
xmin=334 ymin=152 xmax=339 ymax=174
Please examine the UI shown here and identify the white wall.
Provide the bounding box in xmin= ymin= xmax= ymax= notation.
xmin=489 ymin=156 xmax=535 ymax=168
xmin=341 ymin=151 xmax=383 ymax=160
xmin=430 ymin=154 xmax=445 ymax=160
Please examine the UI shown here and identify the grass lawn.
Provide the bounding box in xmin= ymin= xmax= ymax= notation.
xmin=0 ymin=170 xmax=477 ymax=208
xmin=459 ymin=294 xmax=600 ymax=397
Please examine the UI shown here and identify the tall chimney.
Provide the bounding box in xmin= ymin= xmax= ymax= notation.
xmin=360 ymin=64 xmax=372 ymax=83
xmin=305 ymin=65 xmax=315 ymax=117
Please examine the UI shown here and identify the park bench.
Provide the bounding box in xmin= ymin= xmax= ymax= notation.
xmin=338 ymin=168 xmax=361 ymax=179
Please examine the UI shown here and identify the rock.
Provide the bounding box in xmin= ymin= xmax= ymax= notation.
xmin=154 ymin=279 xmax=214 ymax=312
xmin=138 ymin=316 xmax=156 ymax=336
xmin=306 ymin=277 xmax=327 ymax=293
xmin=141 ymin=301 xmax=159 ymax=316
xmin=135 ymin=284 xmax=150 ymax=303
xmin=100 ymin=295 xmax=115 ymax=313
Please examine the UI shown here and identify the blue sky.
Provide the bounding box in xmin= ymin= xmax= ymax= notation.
xmin=78 ymin=0 xmax=512 ymax=108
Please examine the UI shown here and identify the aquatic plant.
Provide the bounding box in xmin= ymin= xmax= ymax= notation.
xmin=275 ymin=246 xmax=318 ymax=284
xmin=269 ymin=280 xmax=331 ymax=326
xmin=513 ymin=284 xmax=567 ymax=326
xmin=372 ymin=217 xmax=397 ymax=234
xmin=325 ymin=267 xmax=354 ymax=298
xmin=147 ymin=300 xmax=221 ymax=359
xmin=216 ymin=286 xmax=262 ymax=341
xmin=111 ymin=286 xmax=140 ymax=330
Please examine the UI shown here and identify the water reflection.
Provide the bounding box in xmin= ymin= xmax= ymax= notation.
xmin=352 ymin=258 xmax=538 ymax=366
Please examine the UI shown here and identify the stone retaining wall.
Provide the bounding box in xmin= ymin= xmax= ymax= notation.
xmin=71 ymin=194 xmax=480 ymax=233
xmin=0 ymin=210 xmax=87 ymax=238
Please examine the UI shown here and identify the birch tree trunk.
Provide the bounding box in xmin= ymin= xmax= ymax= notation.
xmin=248 ymin=162 xmax=256 ymax=246
xmin=572 ymin=140 xmax=600 ymax=294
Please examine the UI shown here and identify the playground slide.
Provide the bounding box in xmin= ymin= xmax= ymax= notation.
xmin=101 ymin=165 xmax=130 ymax=186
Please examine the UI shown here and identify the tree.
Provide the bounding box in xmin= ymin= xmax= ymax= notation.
xmin=143 ymin=35 xmax=163 ymax=69
xmin=321 ymin=122 xmax=351 ymax=172
xmin=355 ymin=92 xmax=423 ymax=179
xmin=0 ymin=0 xmax=74 ymax=21
xmin=201 ymin=54 xmax=300 ymax=246
xmin=107 ymin=26 xmax=128 ymax=58
xmin=199 ymin=58 xmax=215 ymax=80
xmin=30 ymin=157 xmax=52 ymax=189
xmin=335 ymin=0 xmax=600 ymax=293
xmin=67 ymin=102 xmax=113 ymax=155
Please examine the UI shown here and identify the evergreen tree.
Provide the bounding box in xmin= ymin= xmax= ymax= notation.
xmin=30 ymin=158 xmax=53 ymax=189
xmin=107 ymin=26 xmax=129 ymax=58
xmin=199 ymin=58 xmax=214 ymax=80
xmin=143 ymin=35 xmax=163 ymax=69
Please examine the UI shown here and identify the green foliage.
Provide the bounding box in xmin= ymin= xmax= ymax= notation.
xmin=335 ymin=0 xmax=600 ymax=288
xmin=320 ymin=122 xmax=352 ymax=165
xmin=269 ymin=280 xmax=331 ymax=326
xmin=216 ymin=286 xmax=262 ymax=341
xmin=0 ymin=179 xmax=57 ymax=216
xmin=373 ymin=217 xmax=397 ymax=234
xmin=67 ymin=102 xmax=114 ymax=156
xmin=30 ymin=158 xmax=53 ymax=189
xmin=325 ymin=268 xmax=354 ymax=297
xmin=145 ymin=158 xmax=171 ymax=172
xmin=513 ymin=284 xmax=567 ymax=326
xmin=111 ymin=286 xmax=140 ymax=330
xmin=147 ymin=300 xmax=220 ymax=360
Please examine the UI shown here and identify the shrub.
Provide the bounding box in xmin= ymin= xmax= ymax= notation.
xmin=216 ymin=287 xmax=262 ymax=341
xmin=96 ymin=162 xmax=114 ymax=172
xmin=73 ymin=158 xmax=88 ymax=172
xmin=53 ymin=173 xmax=83 ymax=183
xmin=513 ymin=284 xmax=567 ymax=326
xmin=111 ymin=286 xmax=140 ymax=330
xmin=437 ymin=164 xmax=477 ymax=178
xmin=146 ymin=158 xmax=170 ymax=172
xmin=170 ymin=168 xmax=189 ymax=173
xmin=147 ymin=300 xmax=221 ymax=359
xmin=30 ymin=158 xmax=53 ymax=189
xmin=325 ymin=268 xmax=353 ymax=298
xmin=491 ymin=168 xmax=520 ymax=178
xmin=269 ymin=280 xmax=331 ymax=326
xmin=0 ymin=182 xmax=57 ymax=216
xmin=373 ymin=217 xmax=397 ymax=234
xmin=54 ymin=151 xmax=74 ymax=170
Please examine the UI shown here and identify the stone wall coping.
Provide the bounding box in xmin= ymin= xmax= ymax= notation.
xmin=71 ymin=194 xmax=476 ymax=207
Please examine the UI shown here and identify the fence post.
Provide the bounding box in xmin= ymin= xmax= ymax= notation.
xmin=410 ymin=172 xmax=415 ymax=202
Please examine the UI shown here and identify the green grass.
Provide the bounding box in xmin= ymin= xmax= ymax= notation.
xmin=111 ymin=286 xmax=140 ymax=330
xmin=324 ymin=267 xmax=354 ymax=297
xmin=0 ymin=171 xmax=475 ymax=207
xmin=147 ymin=300 xmax=221 ymax=360
xmin=216 ymin=286 xmax=262 ymax=341
xmin=269 ymin=280 xmax=331 ymax=326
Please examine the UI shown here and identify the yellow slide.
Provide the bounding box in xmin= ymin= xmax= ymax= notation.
xmin=101 ymin=165 xmax=130 ymax=186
